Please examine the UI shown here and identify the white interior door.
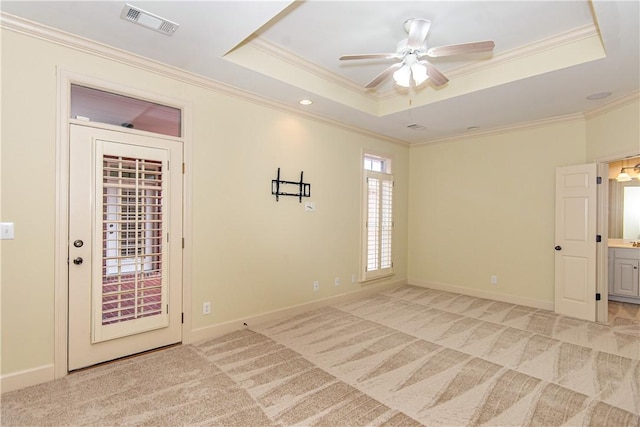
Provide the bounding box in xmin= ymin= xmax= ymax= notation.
xmin=554 ymin=163 xmax=597 ymax=321
xmin=68 ymin=124 xmax=183 ymax=371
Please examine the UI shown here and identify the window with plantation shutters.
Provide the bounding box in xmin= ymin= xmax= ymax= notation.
xmin=363 ymin=154 xmax=394 ymax=281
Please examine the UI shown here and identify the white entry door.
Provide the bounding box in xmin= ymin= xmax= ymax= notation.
xmin=554 ymin=163 xmax=597 ymax=321
xmin=68 ymin=124 xmax=183 ymax=371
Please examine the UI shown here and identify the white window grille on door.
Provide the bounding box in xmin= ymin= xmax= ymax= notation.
xmin=102 ymin=155 xmax=164 ymax=326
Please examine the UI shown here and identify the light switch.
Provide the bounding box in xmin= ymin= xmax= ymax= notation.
xmin=0 ymin=222 xmax=15 ymax=240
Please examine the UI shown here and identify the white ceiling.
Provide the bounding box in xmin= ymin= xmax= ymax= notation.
xmin=1 ymin=1 xmax=638 ymax=144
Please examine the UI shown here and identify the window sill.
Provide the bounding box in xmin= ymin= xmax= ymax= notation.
xmin=360 ymin=272 xmax=395 ymax=285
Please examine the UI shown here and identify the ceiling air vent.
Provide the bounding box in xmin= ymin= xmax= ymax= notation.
xmin=406 ymin=124 xmax=426 ymax=131
xmin=120 ymin=4 xmax=179 ymax=36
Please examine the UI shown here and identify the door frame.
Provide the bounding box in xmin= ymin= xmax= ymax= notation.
xmin=594 ymin=151 xmax=640 ymax=323
xmin=54 ymin=69 xmax=193 ymax=378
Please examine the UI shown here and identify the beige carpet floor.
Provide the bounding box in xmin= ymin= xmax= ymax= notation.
xmin=2 ymin=285 xmax=639 ymax=426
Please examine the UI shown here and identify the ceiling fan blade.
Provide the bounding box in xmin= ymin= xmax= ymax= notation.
xmin=339 ymin=53 xmax=396 ymax=60
xmin=365 ymin=63 xmax=402 ymax=88
xmin=422 ymin=61 xmax=449 ymax=87
xmin=407 ymin=18 xmax=431 ymax=50
xmin=426 ymin=41 xmax=495 ymax=58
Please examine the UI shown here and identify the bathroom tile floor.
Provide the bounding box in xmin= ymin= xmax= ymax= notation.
xmin=608 ymin=301 xmax=640 ymax=323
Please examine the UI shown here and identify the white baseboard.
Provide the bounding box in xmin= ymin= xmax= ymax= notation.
xmin=1 ymin=280 xmax=406 ymax=393
xmin=608 ymin=294 xmax=640 ymax=305
xmin=1 ymin=364 xmax=55 ymax=394
xmin=190 ymin=279 xmax=406 ymax=344
xmin=408 ymin=279 xmax=555 ymax=311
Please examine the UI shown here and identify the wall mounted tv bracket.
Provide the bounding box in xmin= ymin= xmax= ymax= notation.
xmin=271 ymin=168 xmax=310 ymax=202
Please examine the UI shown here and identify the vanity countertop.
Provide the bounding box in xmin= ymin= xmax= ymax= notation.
xmin=608 ymin=239 xmax=640 ymax=249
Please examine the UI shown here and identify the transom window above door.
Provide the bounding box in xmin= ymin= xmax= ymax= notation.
xmin=70 ymin=84 xmax=181 ymax=137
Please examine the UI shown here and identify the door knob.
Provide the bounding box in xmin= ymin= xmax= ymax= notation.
xmin=73 ymin=257 xmax=83 ymax=265
xmin=73 ymin=239 xmax=84 ymax=248
xmin=554 ymin=246 xmax=562 ymax=251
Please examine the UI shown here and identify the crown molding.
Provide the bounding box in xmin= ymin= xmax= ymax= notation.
xmin=584 ymin=91 xmax=640 ymax=119
xmin=0 ymin=12 xmax=406 ymax=147
xmin=407 ymin=89 xmax=639 ymax=146
xmin=448 ymin=23 xmax=599 ymax=80
xmin=411 ymin=113 xmax=586 ymax=147
xmin=248 ymin=38 xmax=378 ymax=100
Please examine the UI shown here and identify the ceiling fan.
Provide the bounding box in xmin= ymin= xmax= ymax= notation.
xmin=340 ymin=18 xmax=495 ymax=89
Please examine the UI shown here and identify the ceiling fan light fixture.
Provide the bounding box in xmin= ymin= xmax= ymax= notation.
xmin=393 ymin=65 xmax=412 ymax=87
xmin=393 ymin=63 xmax=429 ymax=88
xmin=411 ymin=63 xmax=428 ymax=85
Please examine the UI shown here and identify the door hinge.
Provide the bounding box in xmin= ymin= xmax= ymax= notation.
xmin=596 ymin=235 xmax=602 ymax=242
xmin=182 ymin=163 xmax=185 ymax=174
xmin=595 ymin=293 xmax=601 ymax=301
xmin=596 ymin=176 xmax=602 ymax=184
xmin=182 ymin=237 xmax=185 ymax=249
xmin=166 ymin=304 xmax=169 ymax=314
xmin=181 ymin=313 xmax=184 ymax=324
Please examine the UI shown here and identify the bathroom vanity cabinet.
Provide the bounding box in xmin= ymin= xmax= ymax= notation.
xmin=608 ymin=248 xmax=640 ymax=302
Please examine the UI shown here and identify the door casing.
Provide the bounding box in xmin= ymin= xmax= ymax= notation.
xmin=55 ymin=69 xmax=193 ymax=378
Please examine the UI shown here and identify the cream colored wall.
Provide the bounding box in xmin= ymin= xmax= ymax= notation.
xmin=189 ymin=100 xmax=409 ymax=329
xmin=408 ymin=121 xmax=587 ymax=305
xmin=586 ymin=97 xmax=640 ymax=161
xmin=0 ymin=29 xmax=409 ymax=376
xmin=1 ymin=30 xmax=59 ymax=374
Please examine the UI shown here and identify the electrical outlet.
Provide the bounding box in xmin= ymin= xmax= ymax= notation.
xmin=490 ymin=275 xmax=498 ymax=285
xmin=351 ymin=273 xmax=357 ymax=284
xmin=334 ymin=277 xmax=340 ymax=286
xmin=313 ymin=281 xmax=319 ymax=291
xmin=202 ymin=301 xmax=211 ymax=315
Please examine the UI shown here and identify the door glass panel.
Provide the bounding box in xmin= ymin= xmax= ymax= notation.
xmin=71 ymin=84 xmax=181 ymax=137
xmin=102 ymin=155 xmax=164 ymax=325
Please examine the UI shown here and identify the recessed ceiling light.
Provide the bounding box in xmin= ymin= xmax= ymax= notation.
xmin=467 ymin=126 xmax=480 ymax=131
xmin=586 ymin=92 xmax=611 ymax=100
xmin=298 ymin=99 xmax=313 ymax=106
